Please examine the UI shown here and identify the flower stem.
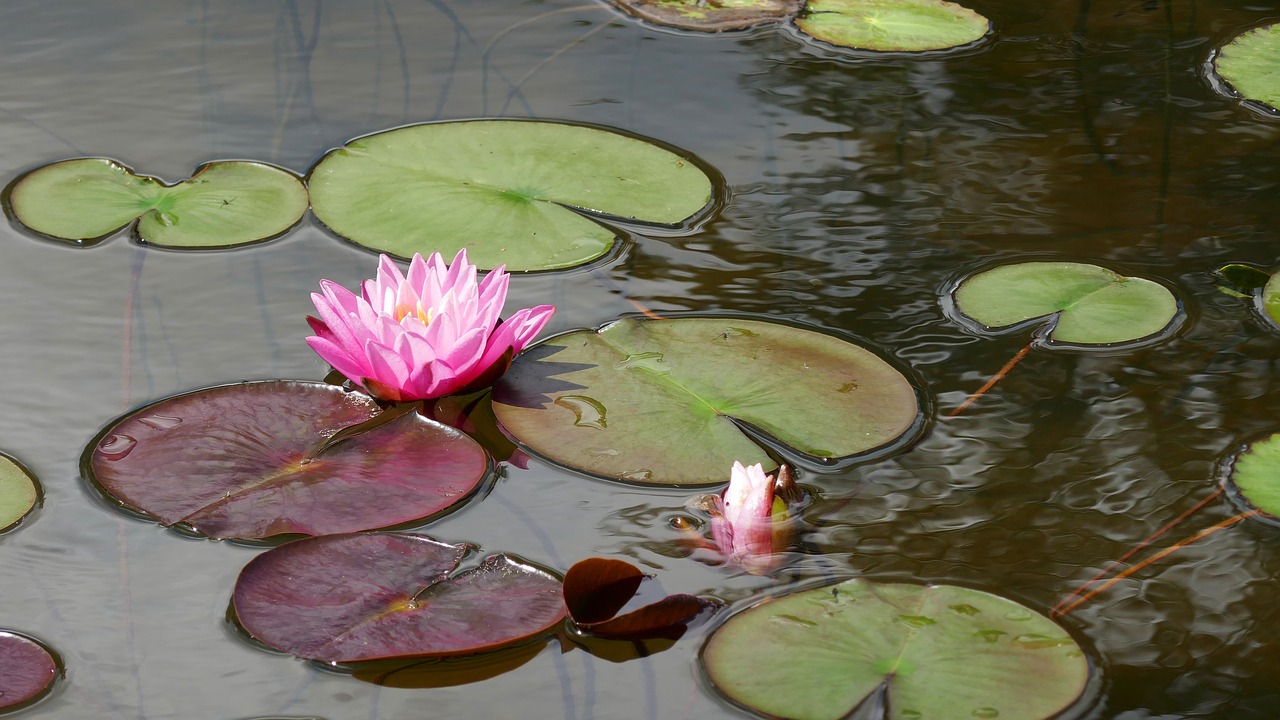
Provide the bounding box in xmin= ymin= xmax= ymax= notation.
xmin=948 ymin=342 xmax=1033 ymax=417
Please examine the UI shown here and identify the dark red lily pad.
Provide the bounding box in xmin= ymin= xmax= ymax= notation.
xmin=84 ymin=381 xmax=489 ymax=541
xmin=563 ymin=557 xmax=718 ymax=639
xmin=232 ymin=532 xmax=567 ymax=663
xmin=0 ymin=631 xmax=61 ymax=711
xmin=606 ymin=0 xmax=803 ymax=32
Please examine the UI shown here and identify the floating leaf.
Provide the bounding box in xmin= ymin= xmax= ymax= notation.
xmin=492 ymin=318 xmax=919 ymax=485
xmin=232 ymin=532 xmax=566 ymax=663
xmin=703 ymin=579 xmax=1090 ymax=720
xmin=1216 ymin=262 xmax=1271 ymax=292
xmin=0 ymin=631 xmax=60 ymax=712
xmin=953 ymin=262 xmax=1179 ymax=345
xmin=795 ymin=0 xmax=989 ymax=52
xmin=1225 ymin=432 xmax=1280 ymax=521
xmin=1213 ymin=23 xmax=1280 ymax=112
xmin=563 ymin=557 xmax=717 ymax=639
xmin=1262 ymin=269 xmax=1280 ymax=329
xmin=8 ymin=158 xmax=308 ymax=248
xmin=606 ymin=0 xmax=803 ymax=32
xmin=307 ymin=121 xmax=715 ymax=271
xmin=0 ymin=452 xmax=40 ymax=533
xmin=83 ymin=381 xmax=488 ymax=541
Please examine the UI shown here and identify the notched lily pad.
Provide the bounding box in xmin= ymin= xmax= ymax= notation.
xmin=953 ymin=261 xmax=1179 ymax=345
xmin=492 ymin=317 xmax=920 ymax=486
xmin=607 ymin=0 xmax=804 ymax=32
xmin=83 ymin=381 xmax=489 ymax=541
xmin=795 ymin=0 xmax=990 ymax=52
xmin=307 ymin=120 xmax=716 ymax=272
xmin=8 ymin=158 xmax=308 ymax=248
xmin=1213 ymin=23 xmax=1280 ymax=113
xmin=703 ymin=579 xmax=1091 ymax=720
xmin=0 ymin=631 xmax=61 ymax=712
xmin=1224 ymin=431 xmax=1280 ymax=524
xmin=0 ymin=451 xmax=41 ymax=534
xmin=232 ymin=532 xmax=567 ymax=663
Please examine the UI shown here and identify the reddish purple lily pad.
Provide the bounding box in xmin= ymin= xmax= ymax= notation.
xmin=232 ymin=532 xmax=567 ymax=663
xmin=84 ymin=381 xmax=489 ymax=540
xmin=563 ymin=557 xmax=718 ymax=639
xmin=0 ymin=631 xmax=60 ymax=711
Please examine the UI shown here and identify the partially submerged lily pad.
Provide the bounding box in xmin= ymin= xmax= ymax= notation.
xmin=563 ymin=557 xmax=717 ymax=639
xmin=953 ymin=262 xmax=1179 ymax=345
xmin=232 ymin=532 xmax=567 ymax=663
xmin=795 ymin=0 xmax=989 ymax=52
xmin=607 ymin=0 xmax=803 ymax=32
xmin=0 ymin=631 xmax=60 ymax=712
xmin=84 ymin=381 xmax=488 ymax=541
xmin=1213 ymin=23 xmax=1280 ymax=112
xmin=0 ymin=452 xmax=40 ymax=533
xmin=1261 ymin=268 xmax=1280 ymax=329
xmin=307 ymin=120 xmax=715 ymax=271
xmin=1225 ymin=432 xmax=1280 ymax=523
xmin=492 ymin=317 xmax=920 ymax=485
xmin=703 ymin=579 xmax=1090 ymax=720
xmin=8 ymin=158 xmax=308 ymax=248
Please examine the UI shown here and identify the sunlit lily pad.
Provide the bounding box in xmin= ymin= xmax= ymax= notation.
xmin=0 ymin=452 xmax=40 ymax=533
xmin=703 ymin=579 xmax=1090 ymax=720
xmin=307 ymin=121 xmax=715 ymax=271
xmin=1262 ymin=269 xmax=1280 ymax=329
xmin=0 ymin=631 xmax=60 ymax=712
xmin=795 ymin=0 xmax=989 ymax=52
xmin=83 ymin=381 xmax=488 ymax=541
xmin=1225 ymin=432 xmax=1280 ymax=522
xmin=8 ymin=158 xmax=308 ymax=248
xmin=232 ymin=532 xmax=567 ymax=663
xmin=953 ymin=262 xmax=1179 ymax=345
xmin=1213 ymin=23 xmax=1280 ymax=112
xmin=492 ymin=318 xmax=920 ymax=486
xmin=607 ymin=0 xmax=803 ymax=32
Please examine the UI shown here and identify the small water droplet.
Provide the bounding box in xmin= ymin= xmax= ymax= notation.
xmin=621 ymin=469 xmax=653 ymax=482
xmin=157 ymin=211 xmax=178 ymax=227
xmin=973 ymin=629 xmax=1006 ymax=643
xmin=98 ymin=434 xmax=137 ymax=460
xmin=616 ymin=351 xmax=669 ymax=374
xmin=949 ymin=603 xmax=980 ymax=616
xmin=589 ymin=448 xmax=621 ymax=456
xmin=972 ymin=708 xmax=999 ymax=718
xmin=901 ymin=711 xmax=922 ymax=719
xmin=554 ymin=395 xmax=607 ymax=430
xmin=771 ymin=614 xmax=818 ymax=628
xmin=897 ymin=615 xmax=937 ymax=628
xmin=1003 ymin=609 xmax=1033 ymax=621
xmin=1013 ymin=634 xmax=1072 ymax=649
xmin=138 ymin=415 xmax=182 ymax=430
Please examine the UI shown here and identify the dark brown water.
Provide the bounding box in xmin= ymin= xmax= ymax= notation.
xmin=3 ymin=1 xmax=1280 ymax=718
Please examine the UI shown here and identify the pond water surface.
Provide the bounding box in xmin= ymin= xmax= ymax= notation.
xmin=3 ymin=1 xmax=1280 ymax=718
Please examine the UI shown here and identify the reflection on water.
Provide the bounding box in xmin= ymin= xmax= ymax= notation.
xmin=3 ymin=0 xmax=1280 ymax=718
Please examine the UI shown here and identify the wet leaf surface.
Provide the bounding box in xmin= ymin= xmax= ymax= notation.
xmin=563 ymin=557 xmax=717 ymax=639
xmin=1213 ymin=22 xmax=1280 ymax=112
xmin=232 ymin=532 xmax=567 ymax=663
xmin=492 ymin=318 xmax=920 ymax=486
xmin=84 ymin=381 xmax=488 ymax=540
xmin=1225 ymin=432 xmax=1280 ymax=521
xmin=0 ymin=631 xmax=60 ymax=711
xmin=607 ymin=0 xmax=803 ymax=32
xmin=795 ymin=0 xmax=989 ymax=52
xmin=1261 ymin=268 xmax=1280 ymax=329
xmin=953 ymin=262 xmax=1179 ymax=345
xmin=8 ymin=158 xmax=307 ymax=248
xmin=702 ymin=579 xmax=1090 ymax=720
xmin=0 ymin=452 xmax=40 ymax=533
xmin=307 ymin=120 xmax=715 ymax=271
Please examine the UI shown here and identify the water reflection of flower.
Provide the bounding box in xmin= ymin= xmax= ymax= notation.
xmin=306 ymin=250 xmax=554 ymax=402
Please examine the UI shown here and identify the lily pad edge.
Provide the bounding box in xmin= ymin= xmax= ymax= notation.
xmin=0 ymin=450 xmax=43 ymax=534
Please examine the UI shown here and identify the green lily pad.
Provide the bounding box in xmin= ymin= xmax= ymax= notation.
xmin=1213 ymin=23 xmax=1280 ymax=112
xmin=491 ymin=318 xmax=919 ymax=486
xmin=8 ymin=158 xmax=308 ymax=248
xmin=0 ymin=452 xmax=40 ymax=533
xmin=1225 ymin=432 xmax=1280 ymax=522
xmin=1261 ymin=269 xmax=1280 ymax=329
xmin=307 ymin=121 xmax=715 ymax=272
xmin=795 ymin=0 xmax=989 ymax=52
xmin=953 ymin=262 xmax=1179 ymax=345
xmin=607 ymin=0 xmax=804 ymax=32
xmin=702 ymin=579 xmax=1090 ymax=720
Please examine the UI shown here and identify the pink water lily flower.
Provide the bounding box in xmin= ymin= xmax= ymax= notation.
xmin=306 ymin=250 xmax=554 ymax=402
xmin=710 ymin=461 xmax=794 ymax=575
